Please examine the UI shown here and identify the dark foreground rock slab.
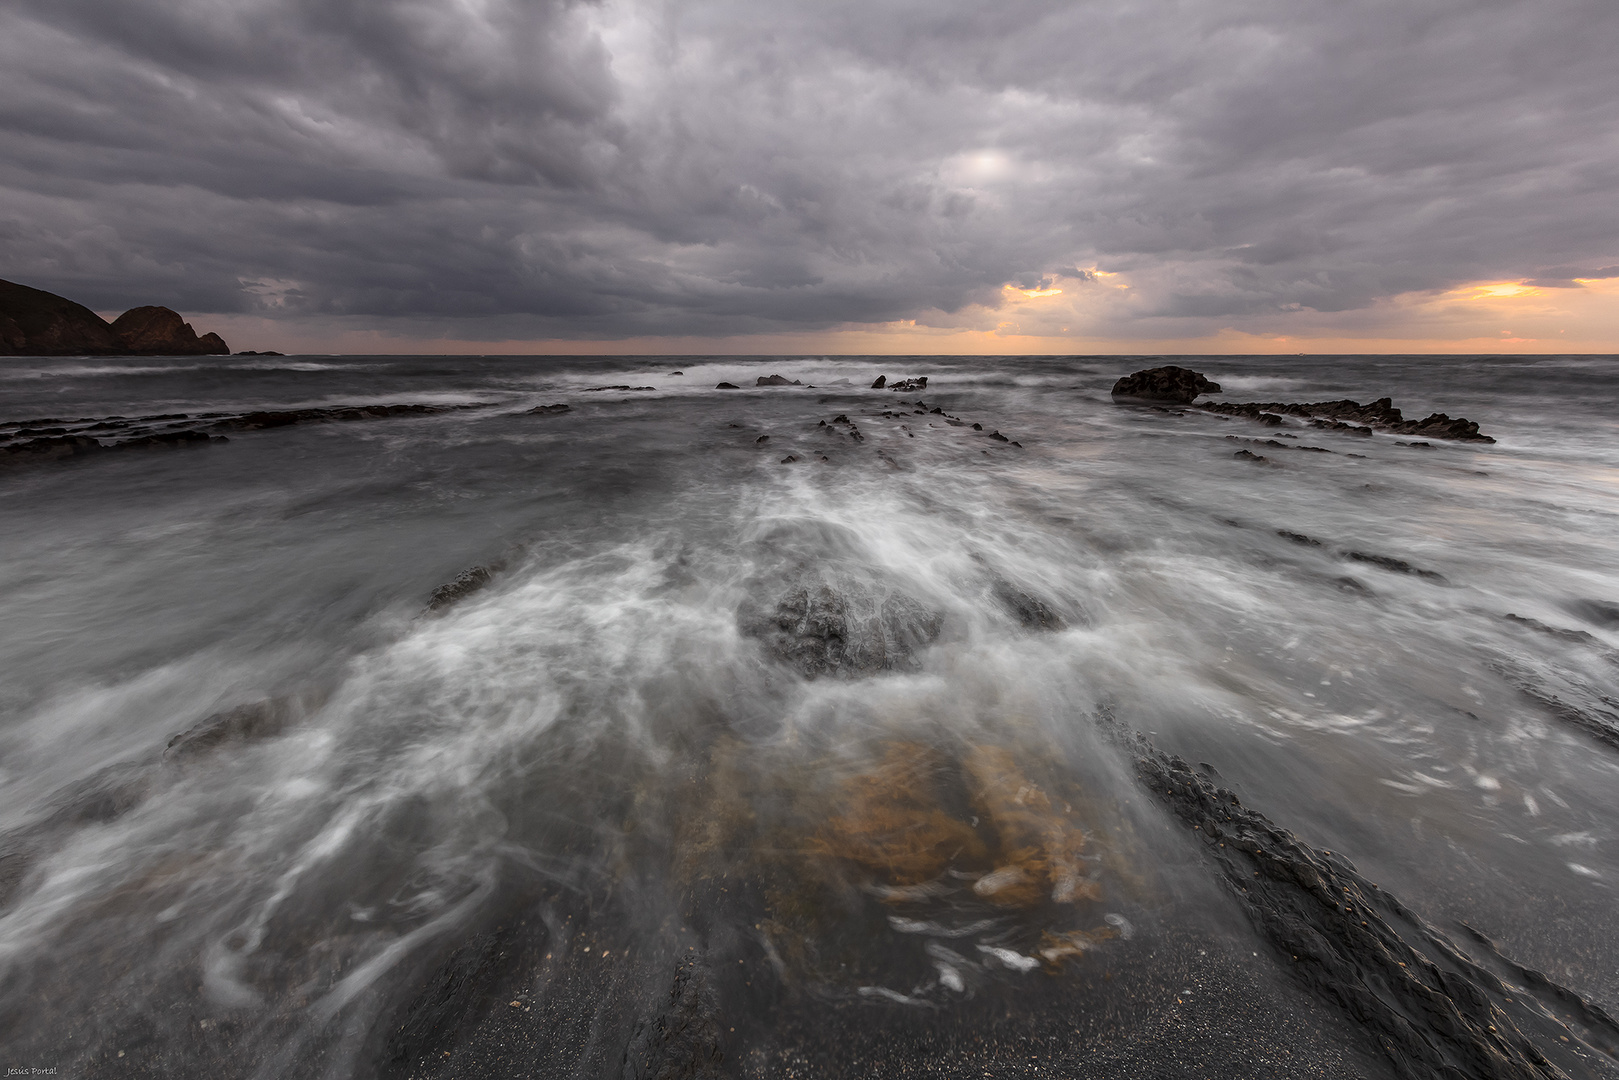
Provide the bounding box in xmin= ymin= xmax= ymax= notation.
xmin=1112 ymin=365 xmax=1222 ymax=403
xmin=1125 ymin=730 xmax=1619 ymax=1080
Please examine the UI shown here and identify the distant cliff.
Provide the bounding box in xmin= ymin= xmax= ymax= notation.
xmin=0 ymin=279 xmax=229 ymax=356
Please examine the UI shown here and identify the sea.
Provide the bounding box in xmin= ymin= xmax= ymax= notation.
xmin=2 ymin=353 xmax=1617 ymax=1078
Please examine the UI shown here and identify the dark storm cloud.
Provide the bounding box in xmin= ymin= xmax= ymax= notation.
xmin=1 ymin=0 xmax=1615 ymax=338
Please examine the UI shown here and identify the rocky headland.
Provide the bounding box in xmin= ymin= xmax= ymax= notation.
xmin=0 ymin=278 xmax=230 ymax=356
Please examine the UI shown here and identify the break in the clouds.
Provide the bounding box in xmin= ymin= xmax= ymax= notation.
xmin=1 ymin=0 xmax=1616 ymax=343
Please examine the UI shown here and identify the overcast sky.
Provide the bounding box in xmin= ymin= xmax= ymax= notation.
xmin=2 ymin=0 xmax=1616 ymax=351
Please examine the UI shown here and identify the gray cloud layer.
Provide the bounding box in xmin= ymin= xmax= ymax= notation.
xmin=2 ymin=0 xmax=1616 ymax=339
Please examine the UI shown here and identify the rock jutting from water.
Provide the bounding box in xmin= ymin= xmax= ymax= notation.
xmin=1202 ymin=396 xmax=1494 ymax=442
xmin=1111 ymin=365 xmax=1222 ymax=404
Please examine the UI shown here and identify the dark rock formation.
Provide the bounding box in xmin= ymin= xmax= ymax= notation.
xmin=1489 ymin=658 xmax=1619 ymax=751
xmin=1111 ymin=366 xmax=1221 ymax=404
xmin=756 ymin=375 xmax=803 ymax=386
xmin=1 ymin=402 xmax=489 ymax=469
xmin=583 ymin=385 xmax=655 ymax=392
xmin=1201 ymin=397 xmax=1493 ymax=442
xmin=1126 ymin=732 xmax=1619 ymax=1080
xmin=427 ymin=565 xmax=496 ymax=612
xmin=110 ymin=306 xmax=229 ymax=355
xmin=887 ymin=377 xmax=928 ymax=392
xmin=1343 ymin=551 xmax=1445 ymax=580
xmin=871 ymin=375 xmax=887 ymax=389
xmin=992 ymin=582 xmax=1065 ymax=631
xmin=715 ymin=382 xmax=739 ymax=390
xmin=235 ymin=350 xmax=284 ymax=356
xmin=0 ymin=280 xmax=235 ymax=356
xmin=0 ymin=278 xmax=124 ymax=356
xmin=744 ymin=585 xmax=944 ymax=678
xmin=527 ymin=404 xmax=570 ymax=415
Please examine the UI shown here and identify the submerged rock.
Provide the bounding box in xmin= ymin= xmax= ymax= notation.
xmin=887 ymin=377 xmax=928 ymax=392
xmin=1110 ymin=365 xmax=1221 ymax=404
xmin=756 ymin=374 xmax=803 ymax=386
xmin=164 ymin=699 xmax=295 ymax=761
xmin=527 ymin=403 xmax=569 ymax=415
xmin=744 ymin=584 xmax=944 ymax=678
xmin=715 ymin=382 xmax=739 ymax=390
xmin=1343 ymin=551 xmax=1445 ymax=580
xmin=992 ymin=581 xmax=1066 ymax=631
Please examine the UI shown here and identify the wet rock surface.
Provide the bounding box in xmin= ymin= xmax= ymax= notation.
xmin=1126 ymin=731 xmax=1619 ymax=1080
xmin=426 ymin=565 xmax=497 ymax=612
xmin=0 ymin=402 xmax=491 ymax=467
xmin=1201 ymin=397 xmax=1494 ymax=442
xmin=1111 ymin=365 xmax=1223 ymax=404
xmin=992 ymin=581 xmax=1067 ymax=631
xmin=743 ymin=584 xmax=944 ymax=678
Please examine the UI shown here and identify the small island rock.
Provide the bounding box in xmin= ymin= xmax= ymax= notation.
xmin=1111 ymin=365 xmax=1221 ymax=404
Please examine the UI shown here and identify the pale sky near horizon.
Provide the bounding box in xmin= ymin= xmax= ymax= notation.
xmin=7 ymin=0 xmax=1618 ymax=354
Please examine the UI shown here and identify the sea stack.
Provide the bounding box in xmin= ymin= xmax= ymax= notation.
xmin=1110 ymin=365 xmax=1221 ymax=404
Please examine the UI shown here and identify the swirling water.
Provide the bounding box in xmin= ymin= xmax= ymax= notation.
xmin=2 ymin=353 xmax=1618 ymax=1077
